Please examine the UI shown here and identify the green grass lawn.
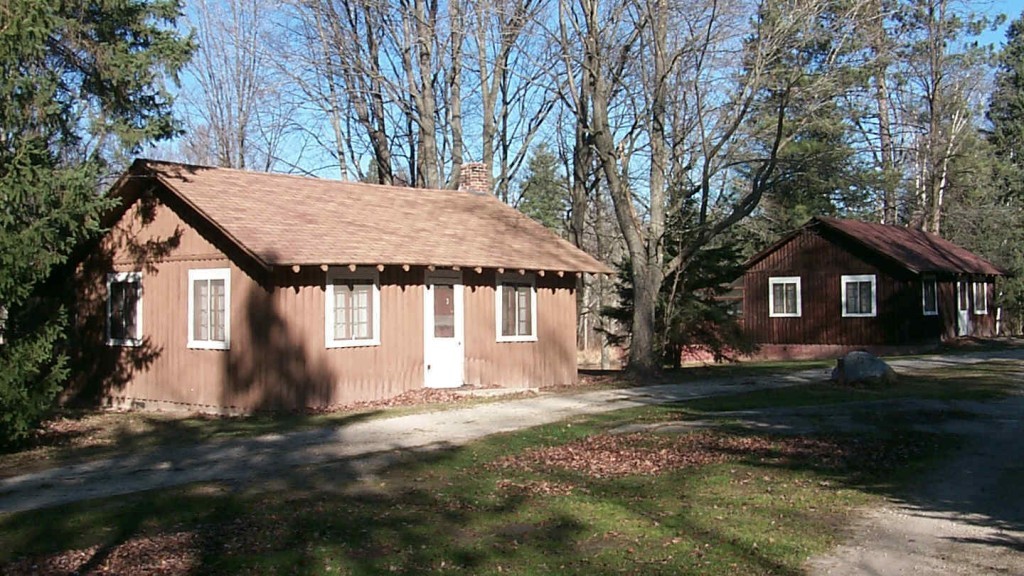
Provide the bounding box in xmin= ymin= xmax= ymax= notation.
xmin=1 ymin=356 xmax=1018 ymax=575
xmin=681 ymin=360 xmax=1022 ymax=413
xmin=0 ymin=408 xmax=957 ymax=575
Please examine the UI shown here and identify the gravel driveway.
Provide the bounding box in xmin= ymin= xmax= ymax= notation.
xmin=0 ymin=367 xmax=828 ymax=514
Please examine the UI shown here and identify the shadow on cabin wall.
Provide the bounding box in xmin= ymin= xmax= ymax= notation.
xmin=62 ymin=162 xmax=341 ymax=413
xmin=222 ymin=263 xmax=338 ymax=412
xmin=64 ymin=193 xmax=180 ymax=407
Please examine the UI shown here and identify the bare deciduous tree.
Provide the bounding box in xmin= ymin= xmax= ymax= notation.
xmin=283 ymin=0 xmax=556 ymax=191
xmin=182 ymin=0 xmax=293 ymax=170
xmin=468 ymin=0 xmax=555 ymax=199
xmin=558 ymin=0 xmax=866 ymax=370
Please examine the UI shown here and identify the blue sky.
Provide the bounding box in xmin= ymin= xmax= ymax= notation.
xmin=148 ymin=0 xmax=1024 ymax=176
xmin=985 ymin=0 xmax=1024 ymax=46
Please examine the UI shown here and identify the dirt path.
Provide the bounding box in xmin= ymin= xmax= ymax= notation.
xmin=805 ymin=395 xmax=1024 ymax=575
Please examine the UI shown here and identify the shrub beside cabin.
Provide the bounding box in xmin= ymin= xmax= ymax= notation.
xmin=741 ymin=217 xmax=1009 ymax=360
xmin=73 ymin=160 xmax=611 ymax=413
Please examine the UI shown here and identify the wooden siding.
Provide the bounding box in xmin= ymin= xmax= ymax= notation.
xmin=463 ymin=271 xmax=578 ymax=388
xmin=72 ymin=188 xmax=579 ymax=411
xmin=741 ymin=228 xmax=991 ymax=346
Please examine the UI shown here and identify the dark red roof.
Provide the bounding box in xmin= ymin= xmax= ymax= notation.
xmin=748 ymin=217 xmax=1008 ymax=276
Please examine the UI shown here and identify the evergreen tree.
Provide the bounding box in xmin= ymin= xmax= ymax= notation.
xmin=603 ymin=244 xmax=753 ymax=367
xmin=942 ymin=132 xmax=1024 ymax=334
xmin=740 ymin=0 xmax=870 ymax=247
xmin=0 ymin=0 xmax=191 ymax=445
xmin=516 ymin=144 xmax=567 ymax=232
xmin=750 ymin=101 xmax=873 ymax=246
xmin=989 ymin=10 xmax=1024 ymax=200
xmin=603 ymin=204 xmax=754 ymax=367
xmin=960 ymin=12 xmax=1024 ymax=334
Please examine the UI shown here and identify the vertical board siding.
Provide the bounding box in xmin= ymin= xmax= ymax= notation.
xmin=78 ymin=191 xmax=580 ymax=412
xmin=94 ymin=195 xmax=244 ymax=410
xmin=463 ymin=271 xmax=577 ymax=388
xmin=744 ymin=228 xmax=947 ymax=347
xmin=81 ymin=192 xmax=429 ymax=410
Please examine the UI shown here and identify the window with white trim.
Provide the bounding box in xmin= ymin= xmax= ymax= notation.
xmin=496 ymin=273 xmax=537 ymax=342
xmin=768 ymin=277 xmax=801 ymax=317
xmin=107 ymin=272 xmax=142 ymax=346
xmin=922 ymin=277 xmax=938 ymax=316
xmin=326 ymin=268 xmax=381 ymax=347
xmin=973 ymin=281 xmax=988 ymax=314
xmin=841 ymin=274 xmax=876 ymax=317
xmin=188 ymin=268 xmax=230 ymax=350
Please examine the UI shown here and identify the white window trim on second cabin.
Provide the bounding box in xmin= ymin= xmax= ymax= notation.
xmin=921 ymin=276 xmax=938 ymax=317
xmin=106 ymin=271 xmax=143 ymax=347
xmin=325 ymin=267 xmax=382 ymax=348
xmin=496 ymin=272 xmax=538 ymax=343
xmin=973 ymin=281 xmax=988 ymax=315
xmin=841 ymin=274 xmax=877 ymax=318
xmin=187 ymin=267 xmax=231 ymax=350
xmin=768 ymin=276 xmax=802 ymax=318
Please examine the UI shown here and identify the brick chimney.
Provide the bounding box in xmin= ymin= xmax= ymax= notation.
xmin=459 ymin=162 xmax=491 ymax=194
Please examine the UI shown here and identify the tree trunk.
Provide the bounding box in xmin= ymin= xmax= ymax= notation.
xmin=447 ymin=0 xmax=464 ymax=188
xmin=477 ymin=4 xmax=496 ymax=185
xmin=412 ymin=0 xmax=440 ymax=188
xmin=871 ymin=0 xmax=897 ymax=224
xmin=876 ymin=73 xmax=897 ymax=224
xmin=629 ymin=263 xmax=662 ymax=372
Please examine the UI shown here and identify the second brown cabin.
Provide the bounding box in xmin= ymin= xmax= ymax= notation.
xmin=741 ymin=217 xmax=1009 ymax=360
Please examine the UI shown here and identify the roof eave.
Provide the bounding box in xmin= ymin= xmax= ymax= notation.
xmin=742 ymin=226 xmax=808 ymax=269
xmin=276 ymin=260 xmax=613 ymax=275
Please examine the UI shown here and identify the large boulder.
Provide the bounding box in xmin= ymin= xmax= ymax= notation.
xmin=831 ymin=350 xmax=897 ymax=386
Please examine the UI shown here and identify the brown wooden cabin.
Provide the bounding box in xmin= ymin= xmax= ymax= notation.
xmin=71 ymin=159 xmax=611 ymax=413
xmin=741 ymin=217 xmax=1009 ymax=360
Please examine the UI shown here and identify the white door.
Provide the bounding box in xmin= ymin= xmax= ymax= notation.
xmin=424 ymin=271 xmax=464 ymax=388
xmin=957 ymin=279 xmax=971 ymax=337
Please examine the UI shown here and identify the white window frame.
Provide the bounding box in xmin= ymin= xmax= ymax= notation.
xmin=921 ymin=276 xmax=938 ymax=317
xmin=325 ymin=267 xmax=381 ymax=348
xmin=973 ymin=281 xmax=988 ymax=315
xmin=841 ymin=274 xmax=877 ymax=318
xmin=188 ymin=268 xmax=231 ymax=350
xmin=106 ymin=271 xmax=143 ymax=346
xmin=768 ymin=276 xmax=802 ymax=318
xmin=496 ymin=272 xmax=538 ymax=343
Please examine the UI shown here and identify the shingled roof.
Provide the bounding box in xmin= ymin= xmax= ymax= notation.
xmin=748 ymin=216 xmax=1008 ymax=276
xmin=112 ymin=159 xmax=611 ymax=274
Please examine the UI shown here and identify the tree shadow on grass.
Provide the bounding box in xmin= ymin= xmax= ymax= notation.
xmin=0 ymin=427 xmax=831 ymax=576
xmin=654 ymin=401 xmax=1024 ymax=557
xmin=0 ymin=404 xmax=391 ymax=481
xmin=0 ymin=442 xmax=592 ymax=575
xmin=7 ymin=395 xmax=1023 ymax=575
